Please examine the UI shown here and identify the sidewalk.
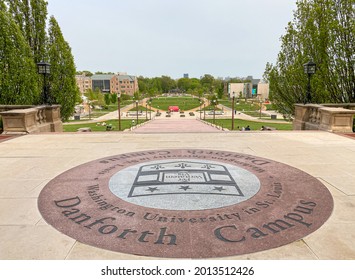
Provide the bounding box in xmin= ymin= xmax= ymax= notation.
xmin=132 ymin=118 xmax=221 ymax=133
xmin=0 ymin=131 xmax=354 ymax=259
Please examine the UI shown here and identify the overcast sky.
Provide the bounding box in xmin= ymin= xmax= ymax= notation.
xmin=46 ymin=0 xmax=297 ymax=79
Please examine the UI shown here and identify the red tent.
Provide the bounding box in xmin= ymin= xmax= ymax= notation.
xmin=168 ymin=106 xmax=179 ymax=112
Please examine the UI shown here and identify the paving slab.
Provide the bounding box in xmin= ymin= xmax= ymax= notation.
xmin=132 ymin=118 xmax=221 ymax=133
xmin=0 ymin=131 xmax=354 ymax=259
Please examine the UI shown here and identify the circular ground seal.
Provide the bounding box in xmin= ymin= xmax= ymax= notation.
xmin=38 ymin=149 xmax=333 ymax=258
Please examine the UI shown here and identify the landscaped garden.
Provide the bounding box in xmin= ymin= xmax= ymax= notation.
xmin=150 ymin=96 xmax=201 ymax=111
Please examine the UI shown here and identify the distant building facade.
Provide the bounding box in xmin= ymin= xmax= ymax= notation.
xmin=75 ymin=73 xmax=139 ymax=95
xmin=91 ymin=74 xmax=114 ymax=93
xmin=75 ymin=74 xmax=92 ymax=93
xmin=225 ymin=76 xmax=269 ymax=100
xmin=110 ymin=74 xmax=139 ymax=95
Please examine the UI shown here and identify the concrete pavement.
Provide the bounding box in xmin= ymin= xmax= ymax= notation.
xmin=0 ymin=130 xmax=355 ymax=259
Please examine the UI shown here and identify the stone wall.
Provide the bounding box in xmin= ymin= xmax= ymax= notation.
xmin=293 ymin=104 xmax=355 ymax=133
xmin=0 ymin=105 xmax=63 ymax=134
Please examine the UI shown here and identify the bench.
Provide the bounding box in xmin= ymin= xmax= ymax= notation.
xmin=77 ymin=127 xmax=91 ymax=132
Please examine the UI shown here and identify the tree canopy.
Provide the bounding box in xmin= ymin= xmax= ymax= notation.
xmin=0 ymin=0 xmax=79 ymax=121
xmin=0 ymin=5 xmax=39 ymax=104
xmin=264 ymin=0 xmax=354 ymax=116
xmin=137 ymin=74 xmax=225 ymax=98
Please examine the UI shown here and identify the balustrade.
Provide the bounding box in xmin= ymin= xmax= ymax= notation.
xmin=294 ymin=104 xmax=355 ymax=133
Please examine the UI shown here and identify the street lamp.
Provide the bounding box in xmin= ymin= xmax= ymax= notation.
xmin=117 ymin=92 xmax=121 ymax=131
xmin=303 ymin=60 xmax=316 ymax=103
xmin=199 ymin=100 xmax=203 ymax=119
xmin=213 ymin=100 xmax=216 ymax=124
xmin=37 ymin=61 xmax=51 ymax=104
xmin=231 ymin=92 xmax=235 ymax=130
xmin=136 ymin=100 xmax=139 ymax=125
xmin=145 ymin=102 xmax=148 ymax=121
xmin=148 ymin=101 xmax=152 ymax=120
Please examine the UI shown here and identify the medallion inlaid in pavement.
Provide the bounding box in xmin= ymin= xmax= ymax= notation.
xmin=38 ymin=149 xmax=333 ymax=258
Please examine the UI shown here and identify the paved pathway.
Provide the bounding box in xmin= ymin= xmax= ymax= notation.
xmin=132 ymin=118 xmax=221 ymax=133
xmin=1 ymin=131 xmax=355 ymax=260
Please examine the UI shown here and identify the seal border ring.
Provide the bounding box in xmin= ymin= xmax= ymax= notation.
xmin=38 ymin=149 xmax=334 ymax=258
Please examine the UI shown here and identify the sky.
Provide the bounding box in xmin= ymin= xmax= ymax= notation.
xmin=46 ymin=0 xmax=297 ymax=79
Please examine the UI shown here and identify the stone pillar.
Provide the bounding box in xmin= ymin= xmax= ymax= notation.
xmin=319 ymin=107 xmax=355 ymax=133
xmin=45 ymin=105 xmax=63 ymax=132
xmin=293 ymin=104 xmax=308 ymax=130
xmin=0 ymin=108 xmax=38 ymax=134
xmin=0 ymin=105 xmax=63 ymax=134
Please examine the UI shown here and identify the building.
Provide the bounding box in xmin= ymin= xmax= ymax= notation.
xmin=257 ymin=80 xmax=270 ymax=100
xmin=227 ymin=83 xmax=253 ymax=99
xmin=75 ymin=73 xmax=139 ymax=96
xmin=91 ymin=74 xmax=115 ymax=93
xmin=225 ymin=76 xmax=269 ymax=100
xmin=75 ymin=74 xmax=92 ymax=93
xmin=111 ymin=74 xmax=139 ymax=95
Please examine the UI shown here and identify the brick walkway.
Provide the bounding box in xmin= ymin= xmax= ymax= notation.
xmin=131 ymin=118 xmax=221 ymax=133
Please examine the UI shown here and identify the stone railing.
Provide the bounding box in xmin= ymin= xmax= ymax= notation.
xmin=293 ymin=104 xmax=355 ymax=133
xmin=0 ymin=105 xmax=63 ymax=134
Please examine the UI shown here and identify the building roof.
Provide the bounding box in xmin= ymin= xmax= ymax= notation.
xmin=118 ymin=75 xmax=136 ymax=81
xmin=91 ymin=74 xmax=115 ymax=80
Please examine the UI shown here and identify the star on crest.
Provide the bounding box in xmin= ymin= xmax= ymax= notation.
xmin=213 ymin=186 xmax=226 ymax=192
xmin=146 ymin=187 xmax=159 ymax=192
xmin=179 ymin=185 xmax=192 ymax=191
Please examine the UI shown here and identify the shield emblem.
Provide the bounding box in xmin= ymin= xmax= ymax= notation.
xmin=127 ymin=161 xmax=244 ymax=197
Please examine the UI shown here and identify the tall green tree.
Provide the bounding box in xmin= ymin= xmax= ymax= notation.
xmin=5 ymin=0 xmax=48 ymax=62
xmin=0 ymin=6 xmax=40 ymax=104
xmin=264 ymin=0 xmax=355 ymax=116
xmin=47 ymin=16 xmax=79 ymax=120
xmin=160 ymin=75 xmax=176 ymax=93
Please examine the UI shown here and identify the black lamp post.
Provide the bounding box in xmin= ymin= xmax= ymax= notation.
xmin=199 ymin=100 xmax=203 ymax=119
xmin=117 ymin=93 xmax=121 ymax=131
xmin=231 ymin=92 xmax=235 ymax=130
xmin=303 ymin=61 xmax=316 ymax=103
xmin=37 ymin=61 xmax=51 ymax=104
xmin=213 ymin=100 xmax=216 ymax=124
xmin=148 ymin=101 xmax=152 ymax=120
xmin=145 ymin=102 xmax=148 ymax=121
xmin=136 ymin=100 xmax=139 ymax=125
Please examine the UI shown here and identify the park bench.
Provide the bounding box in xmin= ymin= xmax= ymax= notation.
xmin=77 ymin=127 xmax=91 ymax=132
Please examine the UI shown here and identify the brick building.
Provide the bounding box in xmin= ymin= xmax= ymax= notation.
xmin=76 ymin=73 xmax=139 ymax=95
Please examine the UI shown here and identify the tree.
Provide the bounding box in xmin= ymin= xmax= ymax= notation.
xmin=160 ymin=75 xmax=176 ymax=93
xmin=177 ymin=78 xmax=191 ymax=92
xmin=47 ymin=16 xmax=79 ymax=120
xmin=0 ymin=6 xmax=40 ymax=105
xmin=104 ymin=93 xmax=111 ymax=106
xmin=6 ymin=0 xmax=48 ymax=62
xmin=200 ymin=74 xmax=215 ymax=93
xmin=76 ymin=70 xmax=93 ymax=77
xmin=264 ymin=0 xmax=355 ymax=116
xmin=110 ymin=93 xmax=117 ymax=104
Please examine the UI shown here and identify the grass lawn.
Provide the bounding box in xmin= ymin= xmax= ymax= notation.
xmin=218 ymin=100 xmax=260 ymax=111
xmin=129 ymin=105 xmax=154 ymax=112
xmin=63 ymin=119 xmax=147 ymax=132
xmin=206 ymin=119 xmax=293 ymax=131
xmin=151 ymin=97 xmax=201 ymax=111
